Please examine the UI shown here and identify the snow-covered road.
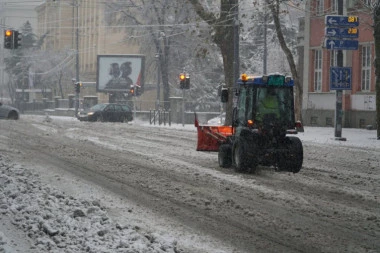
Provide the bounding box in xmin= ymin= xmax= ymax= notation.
xmin=1 ymin=115 xmax=379 ymax=252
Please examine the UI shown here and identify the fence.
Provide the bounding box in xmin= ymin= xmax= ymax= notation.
xmin=16 ymin=98 xmax=222 ymax=125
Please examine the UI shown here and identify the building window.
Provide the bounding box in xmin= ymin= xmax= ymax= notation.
xmin=361 ymin=45 xmax=371 ymax=91
xmin=314 ymin=49 xmax=322 ymax=92
xmin=330 ymin=50 xmax=337 ymax=66
xmin=316 ymin=0 xmax=324 ymax=15
xmin=331 ymin=0 xmax=338 ymax=12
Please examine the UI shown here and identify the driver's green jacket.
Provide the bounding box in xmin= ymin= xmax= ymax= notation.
xmin=257 ymin=95 xmax=280 ymax=121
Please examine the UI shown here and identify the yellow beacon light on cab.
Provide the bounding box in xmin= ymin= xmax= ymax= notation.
xmin=241 ymin=73 xmax=248 ymax=82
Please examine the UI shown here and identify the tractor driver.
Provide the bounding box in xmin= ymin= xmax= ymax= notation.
xmin=256 ymin=87 xmax=280 ymax=123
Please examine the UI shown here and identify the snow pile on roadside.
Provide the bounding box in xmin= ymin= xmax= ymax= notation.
xmin=0 ymin=155 xmax=179 ymax=253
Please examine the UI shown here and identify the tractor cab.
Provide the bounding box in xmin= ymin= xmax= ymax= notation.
xmin=224 ymin=74 xmax=298 ymax=137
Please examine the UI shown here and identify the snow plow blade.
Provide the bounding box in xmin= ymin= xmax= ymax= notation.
xmin=196 ymin=125 xmax=233 ymax=152
xmin=194 ymin=113 xmax=233 ymax=151
xmin=196 ymin=125 xmax=233 ymax=151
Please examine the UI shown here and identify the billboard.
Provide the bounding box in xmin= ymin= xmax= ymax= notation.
xmin=97 ymin=55 xmax=145 ymax=92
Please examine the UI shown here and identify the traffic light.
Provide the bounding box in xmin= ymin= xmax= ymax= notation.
xmin=13 ymin=31 xmax=21 ymax=49
xmin=129 ymin=87 xmax=135 ymax=96
xmin=75 ymin=82 xmax=81 ymax=93
xmin=135 ymin=85 xmax=141 ymax=96
xmin=179 ymin=73 xmax=185 ymax=89
xmin=4 ymin=30 xmax=13 ymax=49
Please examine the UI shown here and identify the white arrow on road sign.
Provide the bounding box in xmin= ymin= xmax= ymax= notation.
xmin=328 ymin=40 xmax=336 ymax=49
xmin=328 ymin=17 xmax=337 ymax=26
xmin=327 ymin=29 xmax=337 ymax=36
xmin=330 ymin=67 xmax=352 ymax=90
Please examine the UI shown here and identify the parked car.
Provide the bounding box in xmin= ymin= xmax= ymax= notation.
xmin=0 ymin=102 xmax=19 ymax=120
xmin=77 ymin=103 xmax=133 ymax=122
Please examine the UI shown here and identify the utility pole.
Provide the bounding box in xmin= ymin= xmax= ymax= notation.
xmin=74 ymin=0 xmax=80 ymax=117
xmin=334 ymin=0 xmax=344 ymax=140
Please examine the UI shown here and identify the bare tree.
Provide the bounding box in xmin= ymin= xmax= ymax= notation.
xmin=187 ymin=0 xmax=236 ymax=124
xmin=265 ymin=0 xmax=303 ymax=122
xmin=104 ymin=0 xmax=201 ymax=110
xmin=28 ymin=48 xmax=75 ymax=99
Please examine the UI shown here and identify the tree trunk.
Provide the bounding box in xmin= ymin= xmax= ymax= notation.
xmin=188 ymin=0 xmax=235 ymax=125
xmin=267 ymin=0 xmax=303 ymax=122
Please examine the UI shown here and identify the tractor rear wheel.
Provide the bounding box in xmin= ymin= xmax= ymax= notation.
xmin=218 ymin=144 xmax=232 ymax=168
xmin=278 ymin=136 xmax=303 ymax=173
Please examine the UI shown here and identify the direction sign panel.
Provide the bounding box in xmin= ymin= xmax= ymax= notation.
xmin=325 ymin=15 xmax=359 ymax=27
xmin=325 ymin=39 xmax=359 ymax=50
xmin=325 ymin=27 xmax=359 ymax=38
xmin=330 ymin=67 xmax=352 ymax=90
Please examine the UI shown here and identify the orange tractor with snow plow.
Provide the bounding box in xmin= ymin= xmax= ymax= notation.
xmin=195 ymin=73 xmax=303 ymax=173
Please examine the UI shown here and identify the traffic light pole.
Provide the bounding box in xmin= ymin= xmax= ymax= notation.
xmin=182 ymin=89 xmax=185 ymax=126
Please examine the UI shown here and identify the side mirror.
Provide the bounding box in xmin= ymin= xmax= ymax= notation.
xmin=221 ymin=88 xmax=228 ymax=103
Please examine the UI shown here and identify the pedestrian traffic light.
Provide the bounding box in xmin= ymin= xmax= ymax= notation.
xmin=75 ymin=82 xmax=81 ymax=93
xmin=4 ymin=30 xmax=13 ymax=49
xmin=13 ymin=31 xmax=21 ymax=49
xmin=179 ymin=73 xmax=185 ymax=89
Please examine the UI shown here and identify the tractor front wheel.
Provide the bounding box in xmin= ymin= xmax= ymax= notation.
xmin=218 ymin=144 xmax=232 ymax=168
xmin=233 ymin=138 xmax=250 ymax=172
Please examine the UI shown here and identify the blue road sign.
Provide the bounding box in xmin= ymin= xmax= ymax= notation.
xmin=330 ymin=67 xmax=352 ymax=90
xmin=325 ymin=39 xmax=359 ymax=50
xmin=325 ymin=27 xmax=359 ymax=38
xmin=325 ymin=15 xmax=359 ymax=27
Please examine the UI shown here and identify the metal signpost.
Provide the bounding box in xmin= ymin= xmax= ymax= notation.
xmin=324 ymin=13 xmax=359 ymax=140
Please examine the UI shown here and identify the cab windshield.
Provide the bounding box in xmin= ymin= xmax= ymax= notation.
xmin=236 ymin=86 xmax=294 ymax=127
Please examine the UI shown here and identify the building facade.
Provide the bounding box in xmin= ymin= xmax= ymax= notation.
xmin=35 ymin=0 xmax=140 ymax=100
xmin=302 ymin=0 xmax=375 ymax=128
